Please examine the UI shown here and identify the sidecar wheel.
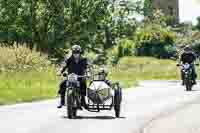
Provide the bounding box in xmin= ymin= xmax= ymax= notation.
xmin=73 ymin=109 xmax=77 ymax=117
xmin=114 ymin=86 xmax=122 ymax=118
xmin=114 ymin=105 xmax=120 ymax=118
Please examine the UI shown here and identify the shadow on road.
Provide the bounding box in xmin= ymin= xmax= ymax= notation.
xmin=185 ymin=89 xmax=200 ymax=92
xmin=76 ymin=116 xmax=116 ymax=120
xmin=62 ymin=115 xmax=126 ymax=120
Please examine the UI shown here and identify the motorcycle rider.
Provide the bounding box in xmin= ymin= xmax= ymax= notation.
xmin=57 ymin=45 xmax=89 ymax=109
xmin=179 ymin=46 xmax=198 ymax=85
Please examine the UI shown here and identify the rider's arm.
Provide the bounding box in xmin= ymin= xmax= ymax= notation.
xmin=178 ymin=54 xmax=183 ymax=64
xmin=60 ymin=59 xmax=68 ymax=74
xmin=193 ymin=53 xmax=198 ymax=62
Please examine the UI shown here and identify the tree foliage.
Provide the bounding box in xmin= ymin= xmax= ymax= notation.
xmin=143 ymin=0 xmax=152 ymax=16
xmin=0 ymin=0 xmax=145 ymax=60
xmin=196 ymin=16 xmax=200 ymax=31
xmin=134 ymin=13 xmax=177 ymax=59
xmin=0 ymin=1 xmax=107 ymax=56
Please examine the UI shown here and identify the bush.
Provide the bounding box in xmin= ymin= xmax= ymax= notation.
xmin=191 ymin=39 xmax=200 ymax=56
xmin=108 ymin=39 xmax=135 ymax=64
xmin=135 ymin=24 xmax=177 ymax=59
xmin=0 ymin=44 xmax=51 ymax=72
xmin=84 ymin=49 xmax=108 ymax=65
xmin=0 ymin=44 xmax=58 ymax=105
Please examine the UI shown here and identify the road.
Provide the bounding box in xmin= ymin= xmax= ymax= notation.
xmin=144 ymin=101 xmax=200 ymax=133
xmin=0 ymin=81 xmax=200 ymax=133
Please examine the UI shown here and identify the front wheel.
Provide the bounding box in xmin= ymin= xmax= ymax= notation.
xmin=66 ymin=90 xmax=77 ymax=119
xmin=185 ymin=79 xmax=192 ymax=91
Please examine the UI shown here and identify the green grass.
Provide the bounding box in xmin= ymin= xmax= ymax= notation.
xmin=0 ymin=68 xmax=59 ymax=105
xmin=1 ymin=56 xmax=199 ymax=105
xmin=109 ymin=56 xmax=185 ymax=88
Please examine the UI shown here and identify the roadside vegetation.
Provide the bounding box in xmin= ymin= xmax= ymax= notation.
xmin=0 ymin=45 xmax=59 ymax=105
xmin=0 ymin=69 xmax=58 ymax=105
xmin=0 ymin=0 xmax=200 ymax=104
xmin=108 ymin=57 xmax=178 ymax=88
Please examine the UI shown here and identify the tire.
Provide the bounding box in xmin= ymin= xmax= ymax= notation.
xmin=73 ymin=109 xmax=77 ymax=117
xmin=114 ymin=86 xmax=122 ymax=118
xmin=66 ymin=91 xmax=77 ymax=119
xmin=66 ymin=94 xmax=73 ymax=119
xmin=114 ymin=105 xmax=120 ymax=118
xmin=185 ymin=80 xmax=192 ymax=91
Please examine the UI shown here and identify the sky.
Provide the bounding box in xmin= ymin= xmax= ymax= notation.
xmin=179 ymin=0 xmax=200 ymax=24
xmin=116 ymin=0 xmax=200 ymax=24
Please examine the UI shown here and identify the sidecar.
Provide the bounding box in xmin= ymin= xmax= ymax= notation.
xmin=86 ymin=73 xmax=122 ymax=118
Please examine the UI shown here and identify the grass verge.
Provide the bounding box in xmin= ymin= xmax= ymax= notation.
xmin=109 ymin=56 xmax=184 ymax=88
xmin=0 ymin=68 xmax=59 ymax=105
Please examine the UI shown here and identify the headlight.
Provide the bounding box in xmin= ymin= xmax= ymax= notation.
xmin=183 ymin=64 xmax=190 ymax=69
xmin=184 ymin=71 xmax=188 ymax=74
xmin=68 ymin=74 xmax=78 ymax=82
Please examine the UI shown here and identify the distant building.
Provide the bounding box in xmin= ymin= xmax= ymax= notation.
xmin=151 ymin=0 xmax=179 ymax=23
xmin=116 ymin=0 xmax=180 ymax=23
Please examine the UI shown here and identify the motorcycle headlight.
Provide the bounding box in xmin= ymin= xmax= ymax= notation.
xmin=68 ymin=74 xmax=78 ymax=82
xmin=185 ymin=71 xmax=188 ymax=74
xmin=183 ymin=64 xmax=190 ymax=69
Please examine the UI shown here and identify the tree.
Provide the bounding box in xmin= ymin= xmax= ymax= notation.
xmin=0 ymin=0 xmax=143 ymax=59
xmin=196 ymin=16 xmax=200 ymax=31
xmin=143 ymin=0 xmax=152 ymax=16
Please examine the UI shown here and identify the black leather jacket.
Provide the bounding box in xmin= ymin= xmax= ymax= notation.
xmin=61 ymin=56 xmax=88 ymax=76
xmin=180 ymin=51 xmax=197 ymax=64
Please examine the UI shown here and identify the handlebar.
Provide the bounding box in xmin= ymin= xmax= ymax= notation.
xmin=62 ymin=73 xmax=88 ymax=78
xmin=62 ymin=73 xmax=99 ymax=79
xmin=176 ymin=63 xmax=199 ymax=67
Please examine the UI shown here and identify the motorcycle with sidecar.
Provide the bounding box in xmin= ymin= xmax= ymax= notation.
xmin=63 ymin=71 xmax=122 ymax=119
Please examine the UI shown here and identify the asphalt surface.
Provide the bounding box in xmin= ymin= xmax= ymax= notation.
xmin=0 ymin=81 xmax=200 ymax=133
xmin=144 ymin=102 xmax=200 ymax=133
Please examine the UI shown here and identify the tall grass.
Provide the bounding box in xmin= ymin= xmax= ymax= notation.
xmin=0 ymin=44 xmax=50 ymax=72
xmin=0 ymin=45 xmax=59 ymax=105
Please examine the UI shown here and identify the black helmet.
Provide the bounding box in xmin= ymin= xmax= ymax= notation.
xmin=71 ymin=45 xmax=82 ymax=53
